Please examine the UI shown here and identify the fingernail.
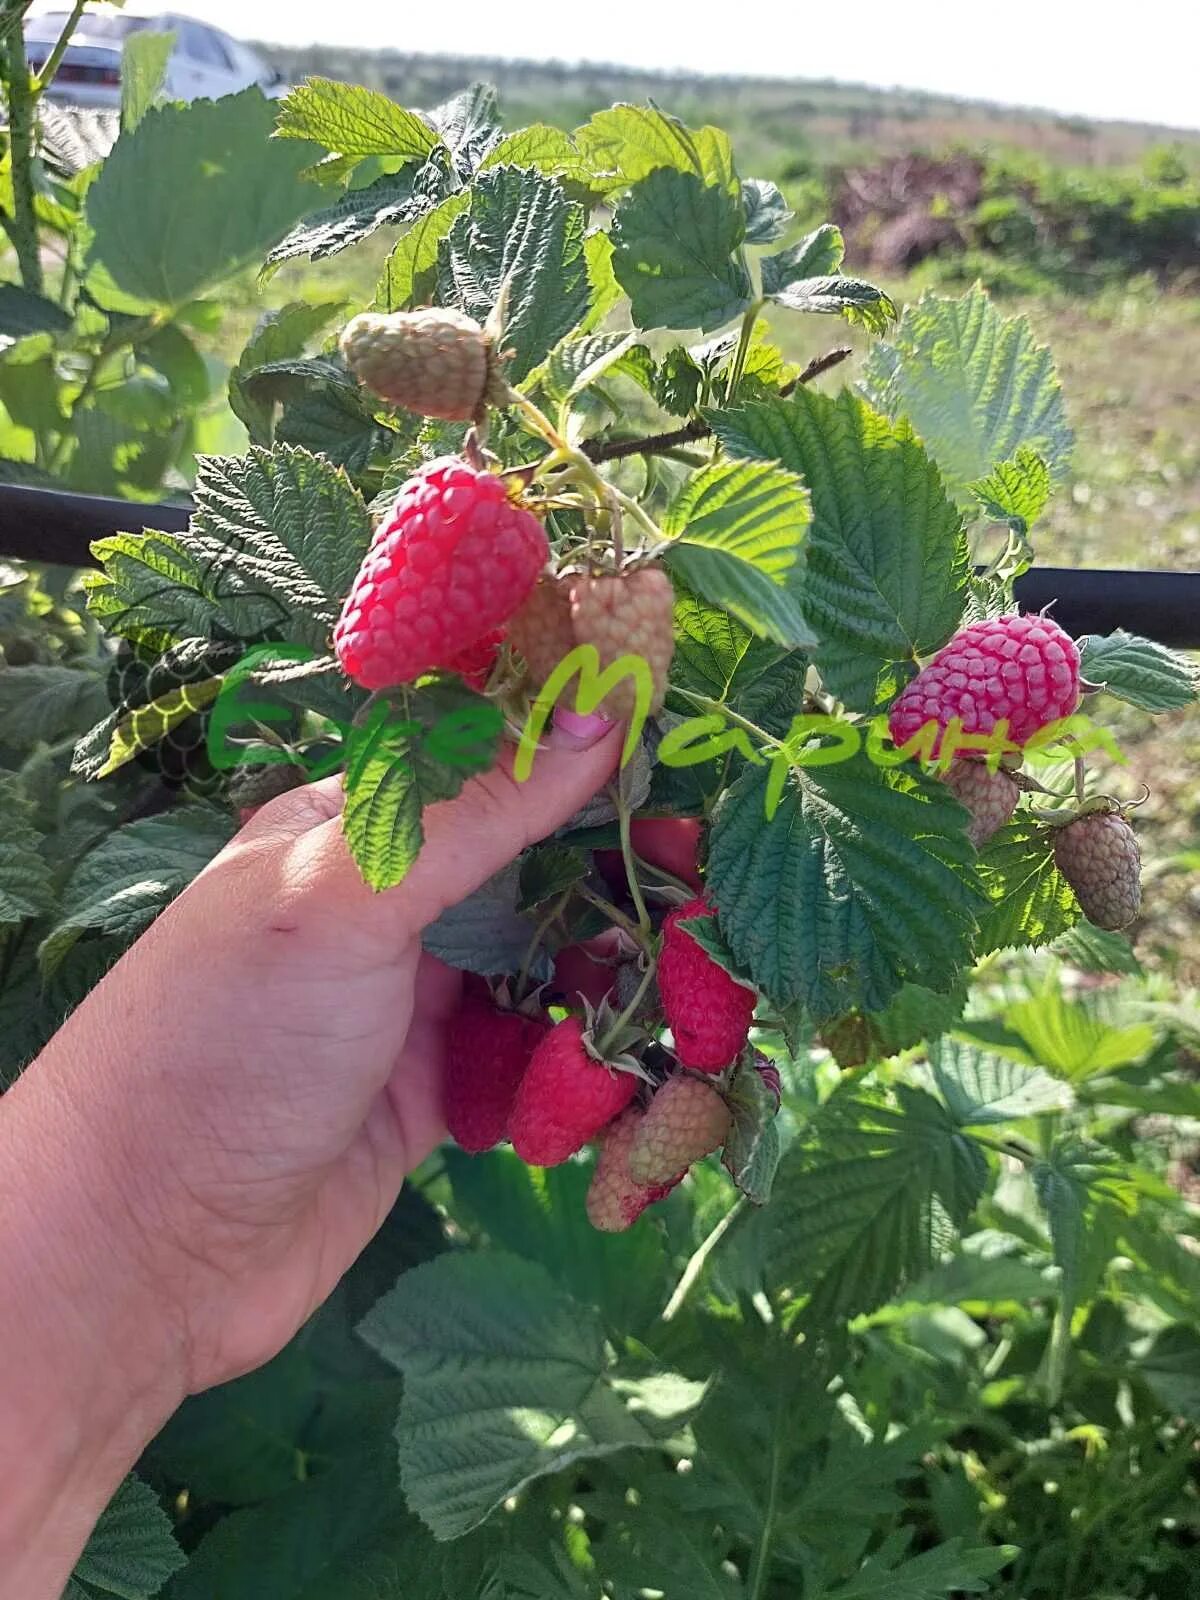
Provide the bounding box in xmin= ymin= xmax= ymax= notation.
xmin=549 ymin=706 xmax=617 ymax=751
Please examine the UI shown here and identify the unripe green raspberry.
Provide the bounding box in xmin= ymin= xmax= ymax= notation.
xmin=628 ymin=1073 xmax=731 ymax=1186
xmin=339 ymin=308 xmax=501 ymax=422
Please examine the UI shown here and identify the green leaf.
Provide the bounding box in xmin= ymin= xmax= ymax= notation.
xmin=359 ymin=1251 xmax=705 ymax=1539
xmin=518 ymin=842 xmax=588 ymax=911
xmin=928 ymin=1037 xmax=1073 ymax=1124
xmin=137 ymin=323 xmax=209 ymax=408
xmin=424 ymin=81 xmax=499 ymax=165
xmin=862 ymin=285 xmax=1073 ymax=500
xmin=94 ymin=676 xmax=224 ymax=778
xmin=1138 ymin=1324 xmax=1200 ymax=1419
xmin=1077 ymin=628 xmax=1199 ymax=711
xmin=710 ymin=390 xmax=968 ymax=709
xmin=275 ymin=77 xmax=437 ymax=162
xmin=343 ymin=680 xmax=502 ymax=891
xmin=974 ymin=818 xmax=1080 ymax=954
xmin=1003 ymin=986 xmax=1156 ymax=1081
xmin=741 ymin=177 xmax=793 ymax=244
xmin=71 ymin=1474 xmax=185 ymax=1599
xmin=38 ymin=807 xmax=233 ymax=974
xmin=0 ymin=282 xmax=73 ymax=350
xmin=612 ymin=169 xmax=753 ymax=333
xmin=481 ymin=124 xmax=594 ymax=188
xmin=229 ymin=301 xmax=347 ymax=442
xmin=423 ymin=861 xmax=550 ymax=981
xmin=707 ymin=757 xmax=984 ymax=1018
xmin=86 ymin=91 xmax=320 ymax=306
xmin=436 ymin=168 xmax=589 ymax=382
xmin=372 ymin=190 xmax=471 ymax=311
xmin=574 ymin=104 xmax=737 ymax=193
xmin=887 ymin=1238 xmax=1057 ymax=1311
xmin=1032 ymin=1139 xmax=1126 ymax=1350
xmin=762 ymin=271 xmax=895 ymax=335
xmin=847 ymin=980 xmax=968 ymax=1064
xmin=0 ymin=777 xmax=54 ymax=927
xmin=1051 ymin=918 xmax=1142 ymax=976
xmin=662 ymin=459 xmax=814 ymax=648
xmin=767 ymin=1088 xmax=989 ymax=1323
xmin=969 ymin=445 xmax=1051 ymax=536
xmin=816 ymin=1535 xmax=1014 ymax=1599
xmin=722 ymin=1052 xmax=782 ymax=1203
xmin=120 ymin=28 xmax=173 ymax=132
xmin=0 ymin=664 xmax=110 ymax=748
xmin=84 ymin=445 xmax=371 ymax=652
xmin=264 ymin=171 xmax=423 ymax=269
xmin=760 ymin=222 xmax=845 ymax=281
xmin=539 ymin=329 xmax=641 ymax=404
xmin=669 ymin=590 xmax=786 ymax=703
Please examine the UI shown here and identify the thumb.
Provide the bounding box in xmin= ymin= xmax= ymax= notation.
xmin=268 ymin=720 xmax=625 ymax=936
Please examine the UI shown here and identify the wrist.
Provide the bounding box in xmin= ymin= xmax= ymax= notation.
xmin=0 ymin=1057 xmax=185 ymax=1596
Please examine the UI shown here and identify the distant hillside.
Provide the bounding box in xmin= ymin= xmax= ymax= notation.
xmin=254 ymin=46 xmax=1199 ymax=168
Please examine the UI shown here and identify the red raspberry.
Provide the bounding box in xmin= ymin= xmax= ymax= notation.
xmin=586 ymin=1108 xmax=680 ymax=1232
xmin=443 ymin=994 xmax=547 ymax=1153
xmin=628 ymin=1074 xmax=731 ymax=1185
xmin=658 ymin=896 xmax=756 ymax=1073
xmin=508 ymin=1016 xmax=640 ymax=1167
xmin=888 ymin=614 xmax=1080 ymax=755
xmin=333 ymin=458 xmax=548 ymax=691
xmin=942 ymin=758 xmax=1021 ymax=848
xmin=1053 ymin=811 xmax=1142 ymax=930
xmin=444 ymin=627 xmax=505 ymax=691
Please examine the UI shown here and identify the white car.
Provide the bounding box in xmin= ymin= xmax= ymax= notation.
xmin=23 ymin=4 xmax=286 ymax=108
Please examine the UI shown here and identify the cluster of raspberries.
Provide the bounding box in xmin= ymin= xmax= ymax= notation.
xmin=443 ymin=885 xmax=763 ymax=1232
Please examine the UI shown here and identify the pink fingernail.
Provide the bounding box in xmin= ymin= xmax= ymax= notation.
xmin=550 ymin=706 xmax=616 ymax=751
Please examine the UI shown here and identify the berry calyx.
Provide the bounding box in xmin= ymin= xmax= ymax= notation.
xmin=657 ymin=897 xmax=756 ymax=1073
xmin=443 ymin=993 xmax=548 ymax=1154
xmin=508 ymin=1015 xmax=640 ymax=1167
xmin=1053 ymin=810 xmax=1142 ymax=930
xmin=628 ymin=1074 xmax=731 ymax=1186
xmin=585 ymin=1107 xmax=680 ymax=1232
xmin=339 ymin=308 xmax=504 ymax=422
xmin=333 ymin=457 xmax=548 ymax=691
xmin=889 ymin=614 xmax=1081 ymax=755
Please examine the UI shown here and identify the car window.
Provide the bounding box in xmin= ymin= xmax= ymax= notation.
xmin=179 ymin=20 xmax=234 ymax=69
xmin=25 ymin=11 xmax=152 ymax=40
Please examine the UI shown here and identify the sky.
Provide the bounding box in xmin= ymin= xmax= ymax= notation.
xmin=177 ymin=0 xmax=1199 ymax=130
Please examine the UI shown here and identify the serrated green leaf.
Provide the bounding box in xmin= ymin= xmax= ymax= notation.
xmin=574 ymin=104 xmax=737 ymax=194
xmin=928 ymin=1037 xmax=1073 ymax=1124
xmin=1003 ymin=986 xmax=1156 ymax=1081
xmin=969 ymin=445 xmax=1051 ymax=535
xmin=0 ymin=777 xmax=54 ymax=927
xmin=662 ymin=459 xmax=814 ymax=647
xmin=741 ymin=177 xmax=793 ymax=244
xmin=612 ymin=169 xmax=753 ymax=333
xmin=538 ymin=330 xmax=641 ymax=405
xmin=436 ymin=168 xmax=589 ymax=382
xmin=71 ymin=1474 xmax=185 ymax=1599
xmin=83 ymin=445 xmax=371 ymax=652
xmin=1138 ymin=1323 xmax=1200 ymax=1419
xmin=264 ymin=170 xmax=423 ymax=269
xmin=358 ymin=1251 xmax=705 ymax=1540
xmin=974 ymin=818 xmax=1080 ymax=954
xmin=0 ymin=664 xmax=110 ymax=748
xmin=886 ymin=1238 xmax=1056 ymax=1311
xmin=425 ymin=81 xmax=498 ymax=166
xmin=343 ymin=679 xmax=502 ymax=891
xmin=722 ymin=1052 xmax=782 ymax=1203
xmin=1032 ymin=1138 xmax=1127 ymax=1386
xmin=816 ymin=1535 xmax=1014 ymax=1599
xmin=1078 ymin=628 xmax=1200 ymax=711
xmin=518 ymin=842 xmax=588 ymax=911
xmin=95 ymin=676 xmax=224 ymax=778
xmin=763 ymin=270 xmax=895 ymax=335
xmin=423 ymin=861 xmax=550 ymax=981
xmin=862 ymin=285 xmax=1073 ymax=500
xmin=1051 ymin=919 xmax=1142 ymax=975
xmin=372 ymin=189 xmax=471 ymax=312
xmin=711 ymin=390 xmax=968 ymax=709
xmin=275 ymin=77 xmax=437 ymax=162
xmin=137 ymin=322 xmax=209 ymax=408
xmin=86 ymin=91 xmax=320 ymax=305
xmin=768 ymin=1088 xmax=989 ymax=1323
xmin=669 ymin=590 xmax=786 ymax=702
xmin=707 ymin=756 xmax=983 ymax=1018
xmin=481 ymin=124 xmax=593 ymax=188
xmin=760 ymin=222 xmax=845 ymax=282
xmin=277 ymin=377 xmax=390 ymax=476
xmin=0 ymin=282 xmax=73 ymax=350
xmin=38 ymin=807 xmax=232 ymax=973
xmin=120 ymin=28 xmax=172 ymax=132
xmin=229 ymin=300 xmax=347 ymax=442
xmin=851 ymin=980 xmax=968 ymax=1063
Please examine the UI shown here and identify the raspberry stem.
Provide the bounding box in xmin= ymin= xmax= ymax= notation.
xmin=597 ymin=956 xmax=657 ymax=1057
xmin=613 ymin=785 xmax=651 ymax=936
xmin=515 ymin=888 xmax=573 ymax=1001
xmin=576 ymin=884 xmax=651 ymax=950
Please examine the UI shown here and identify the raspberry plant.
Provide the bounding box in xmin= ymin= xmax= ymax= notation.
xmin=2 ymin=72 xmax=1200 ymax=1600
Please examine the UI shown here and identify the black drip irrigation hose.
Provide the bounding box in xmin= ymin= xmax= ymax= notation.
xmin=1 ymin=483 xmax=1199 ymax=648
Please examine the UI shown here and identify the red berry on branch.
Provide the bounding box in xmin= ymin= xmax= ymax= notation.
xmin=657 ymin=897 xmax=756 ymax=1073
xmin=628 ymin=1074 xmax=731 ymax=1186
xmin=586 ymin=1107 xmax=680 ymax=1232
xmin=443 ymin=994 xmax=547 ymax=1154
xmin=1053 ymin=811 xmax=1142 ymax=930
xmin=508 ymin=1016 xmax=640 ymax=1167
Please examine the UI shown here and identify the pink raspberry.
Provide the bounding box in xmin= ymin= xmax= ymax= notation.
xmin=888 ymin=614 xmax=1080 ymax=756
xmin=333 ymin=458 xmax=548 ymax=691
xmin=508 ymin=1016 xmax=640 ymax=1167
